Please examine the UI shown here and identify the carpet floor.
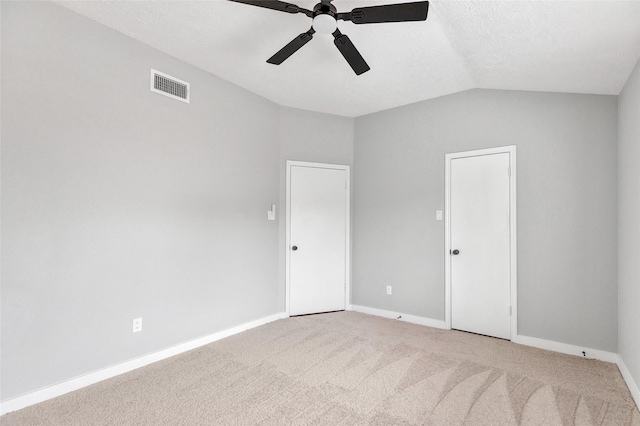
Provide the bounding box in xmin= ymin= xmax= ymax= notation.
xmin=1 ymin=311 xmax=638 ymax=425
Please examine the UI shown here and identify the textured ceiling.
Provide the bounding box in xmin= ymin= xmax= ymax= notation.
xmin=54 ymin=0 xmax=640 ymax=117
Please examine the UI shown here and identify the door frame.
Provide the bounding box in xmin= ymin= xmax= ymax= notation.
xmin=285 ymin=160 xmax=351 ymax=316
xmin=444 ymin=145 xmax=517 ymax=340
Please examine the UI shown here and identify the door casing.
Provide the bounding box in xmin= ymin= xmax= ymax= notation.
xmin=444 ymin=146 xmax=517 ymax=340
xmin=285 ymin=160 xmax=351 ymax=316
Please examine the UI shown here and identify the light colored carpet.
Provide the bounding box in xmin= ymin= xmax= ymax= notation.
xmin=2 ymin=311 xmax=638 ymax=425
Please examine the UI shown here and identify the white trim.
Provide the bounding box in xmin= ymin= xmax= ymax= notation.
xmin=444 ymin=145 xmax=518 ymax=340
xmin=0 ymin=312 xmax=286 ymax=416
xmin=616 ymin=355 xmax=640 ymax=410
xmin=285 ymin=161 xmax=351 ymax=316
xmin=512 ymin=334 xmax=618 ymax=363
xmin=349 ymin=305 xmax=447 ymax=330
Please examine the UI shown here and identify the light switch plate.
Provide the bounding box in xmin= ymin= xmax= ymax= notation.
xmin=436 ymin=210 xmax=443 ymax=221
xmin=267 ymin=211 xmax=275 ymax=221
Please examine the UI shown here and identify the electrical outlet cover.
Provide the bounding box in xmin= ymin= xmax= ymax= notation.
xmin=133 ymin=318 xmax=142 ymax=333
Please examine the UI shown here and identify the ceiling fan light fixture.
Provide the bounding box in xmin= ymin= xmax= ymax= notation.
xmin=312 ymin=14 xmax=337 ymax=34
xmin=229 ymin=0 xmax=430 ymax=75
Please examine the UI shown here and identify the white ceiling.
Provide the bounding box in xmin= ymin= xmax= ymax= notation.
xmin=54 ymin=0 xmax=640 ymax=117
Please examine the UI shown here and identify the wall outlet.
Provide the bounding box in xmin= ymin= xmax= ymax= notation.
xmin=133 ymin=318 xmax=142 ymax=333
xmin=386 ymin=286 xmax=392 ymax=295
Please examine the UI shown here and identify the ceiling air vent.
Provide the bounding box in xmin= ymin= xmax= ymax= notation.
xmin=150 ymin=69 xmax=190 ymax=103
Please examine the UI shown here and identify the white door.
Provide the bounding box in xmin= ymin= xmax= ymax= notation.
xmin=287 ymin=162 xmax=349 ymax=316
xmin=449 ymin=152 xmax=512 ymax=339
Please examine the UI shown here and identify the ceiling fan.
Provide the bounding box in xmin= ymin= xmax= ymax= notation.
xmin=227 ymin=0 xmax=429 ymax=75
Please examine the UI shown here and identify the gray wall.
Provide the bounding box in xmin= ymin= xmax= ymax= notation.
xmin=618 ymin=59 xmax=640 ymax=393
xmin=353 ymin=89 xmax=618 ymax=352
xmin=1 ymin=1 xmax=356 ymax=402
xmin=1 ymin=1 xmax=283 ymax=400
xmin=276 ymin=107 xmax=354 ymax=311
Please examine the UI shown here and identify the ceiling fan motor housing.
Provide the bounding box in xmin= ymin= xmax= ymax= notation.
xmin=313 ymin=2 xmax=337 ymax=16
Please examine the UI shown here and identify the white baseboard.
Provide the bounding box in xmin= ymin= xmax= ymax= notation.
xmin=512 ymin=334 xmax=619 ymax=363
xmin=0 ymin=312 xmax=287 ymax=416
xmin=617 ymin=355 xmax=640 ymax=410
xmin=348 ymin=306 xmax=619 ymax=364
xmin=4 ymin=310 xmax=636 ymax=415
xmin=348 ymin=304 xmax=447 ymax=329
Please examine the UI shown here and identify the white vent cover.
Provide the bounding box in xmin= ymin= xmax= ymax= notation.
xmin=150 ymin=69 xmax=190 ymax=103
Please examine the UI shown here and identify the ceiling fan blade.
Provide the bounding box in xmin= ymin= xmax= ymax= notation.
xmin=332 ymin=29 xmax=370 ymax=75
xmin=267 ymin=28 xmax=315 ymax=65
xmin=338 ymin=1 xmax=428 ymax=24
xmin=227 ymin=0 xmax=313 ymax=17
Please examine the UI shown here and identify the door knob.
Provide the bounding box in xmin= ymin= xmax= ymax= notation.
xmin=291 ymin=245 xmax=298 ymax=251
xmin=451 ymin=249 xmax=460 ymax=255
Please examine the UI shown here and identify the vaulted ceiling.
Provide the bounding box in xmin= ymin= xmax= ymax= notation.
xmin=55 ymin=0 xmax=640 ymax=117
